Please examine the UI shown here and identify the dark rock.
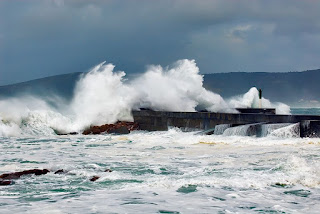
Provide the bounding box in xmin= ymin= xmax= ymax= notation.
xmin=139 ymin=108 xmax=154 ymax=111
xmin=104 ymin=169 xmax=112 ymax=172
xmin=0 ymin=169 xmax=50 ymax=180
xmin=69 ymin=132 xmax=78 ymax=135
xmin=90 ymin=176 xmax=100 ymax=182
xmin=274 ymin=182 xmax=288 ymax=187
xmin=0 ymin=173 xmax=21 ymax=180
xmin=300 ymin=120 xmax=320 ymax=137
xmin=83 ymin=121 xmax=139 ymax=135
xmin=0 ymin=180 xmax=12 ymax=186
xmin=54 ymin=169 xmax=65 ymax=174
xmin=109 ymin=126 xmax=130 ymax=134
xmin=34 ymin=169 xmax=50 ymax=175
xmin=55 ymin=130 xmax=79 ymax=135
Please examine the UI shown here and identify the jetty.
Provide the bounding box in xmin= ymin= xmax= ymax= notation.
xmin=132 ymin=109 xmax=320 ymax=137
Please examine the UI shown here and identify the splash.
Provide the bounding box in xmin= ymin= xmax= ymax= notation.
xmin=260 ymin=123 xmax=293 ymax=137
xmin=214 ymin=124 xmax=231 ymax=135
xmin=70 ymin=62 xmax=135 ymax=130
xmin=131 ymin=59 xmax=232 ymax=112
xmin=269 ymin=123 xmax=300 ymax=138
xmin=0 ymin=59 xmax=291 ymax=136
xmin=228 ymin=87 xmax=291 ymax=114
xmin=0 ymin=96 xmax=72 ymax=137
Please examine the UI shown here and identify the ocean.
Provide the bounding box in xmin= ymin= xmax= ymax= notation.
xmin=1 ymin=123 xmax=320 ymax=213
xmin=1 ymin=60 xmax=319 ymax=213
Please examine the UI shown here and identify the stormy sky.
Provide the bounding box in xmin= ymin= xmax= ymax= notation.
xmin=1 ymin=0 xmax=320 ymax=85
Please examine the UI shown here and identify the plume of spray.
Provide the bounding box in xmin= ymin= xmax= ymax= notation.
xmin=0 ymin=59 xmax=291 ymax=137
xmin=69 ymin=59 xmax=234 ymax=131
xmin=70 ymin=62 xmax=136 ymax=131
xmin=130 ymin=59 xmax=234 ymax=113
xmin=228 ymin=87 xmax=291 ymax=114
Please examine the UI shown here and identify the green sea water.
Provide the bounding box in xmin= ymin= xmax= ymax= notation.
xmin=1 ymin=128 xmax=320 ymax=213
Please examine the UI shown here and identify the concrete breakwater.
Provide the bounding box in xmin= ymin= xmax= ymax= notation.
xmin=132 ymin=110 xmax=320 ymax=137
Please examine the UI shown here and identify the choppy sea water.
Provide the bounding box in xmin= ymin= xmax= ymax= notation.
xmin=291 ymin=108 xmax=320 ymax=115
xmin=0 ymin=59 xmax=317 ymax=213
xmin=1 ymin=128 xmax=320 ymax=213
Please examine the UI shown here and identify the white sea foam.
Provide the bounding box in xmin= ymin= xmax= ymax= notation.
xmin=1 ymin=129 xmax=320 ymax=213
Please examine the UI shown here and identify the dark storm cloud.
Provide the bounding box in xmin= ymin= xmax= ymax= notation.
xmin=0 ymin=0 xmax=320 ymax=85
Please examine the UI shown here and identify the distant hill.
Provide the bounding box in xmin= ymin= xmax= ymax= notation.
xmin=203 ymin=69 xmax=320 ymax=107
xmin=0 ymin=72 xmax=82 ymax=100
xmin=0 ymin=69 xmax=319 ymax=107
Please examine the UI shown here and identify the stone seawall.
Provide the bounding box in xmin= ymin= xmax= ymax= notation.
xmin=132 ymin=110 xmax=320 ymax=137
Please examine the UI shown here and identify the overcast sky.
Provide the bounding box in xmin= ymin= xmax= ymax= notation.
xmin=1 ymin=0 xmax=320 ymax=85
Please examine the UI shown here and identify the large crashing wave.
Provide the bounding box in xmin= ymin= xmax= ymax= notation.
xmin=0 ymin=59 xmax=290 ymax=137
xmin=131 ymin=60 xmax=231 ymax=112
xmin=70 ymin=62 xmax=135 ymax=131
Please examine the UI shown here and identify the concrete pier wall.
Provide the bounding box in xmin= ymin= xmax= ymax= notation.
xmin=132 ymin=110 xmax=320 ymax=137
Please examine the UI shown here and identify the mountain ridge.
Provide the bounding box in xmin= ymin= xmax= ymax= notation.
xmin=1 ymin=69 xmax=319 ymax=107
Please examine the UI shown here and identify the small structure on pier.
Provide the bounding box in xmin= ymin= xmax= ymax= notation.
xmin=236 ymin=108 xmax=276 ymax=115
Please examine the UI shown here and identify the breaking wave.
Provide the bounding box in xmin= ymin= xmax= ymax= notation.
xmin=0 ymin=59 xmax=290 ymax=137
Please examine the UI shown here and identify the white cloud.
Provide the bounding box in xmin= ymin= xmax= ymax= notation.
xmin=227 ymin=24 xmax=253 ymax=43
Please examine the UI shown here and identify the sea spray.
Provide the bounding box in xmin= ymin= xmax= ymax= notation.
xmin=269 ymin=123 xmax=300 ymax=138
xmin=70 ymin=59 xmax=235 ymax=130
xmin=260 ymin=123 xmax=293 ymax=137
xmin=228 ymin=87 xmax=291 ymax=114
xmin=0 ymin=59 xmax=291 ymax=136
xmin=0 ymin=96 xmax=72 ymax=136
xmin=70 ymin=62 xmax=135 ymax=131
xmin=214 ymin=124 xmax=231 ymax=135
xmin=131 ymin=59 xmax=232 ymax=112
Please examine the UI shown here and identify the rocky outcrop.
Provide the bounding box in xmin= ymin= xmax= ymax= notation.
xmin=55 ymin=131 xmax=78 ymax=136
xmin=89 ymin=169 xmax=112 ymax=182
xmin=0 ymin=169 xmax=50 ymax=186
xmin=0 ymin=168 xmax=113 ymax=186
xmin=54 ymin=169 xmax=65 ymax=174
xmin=0 ymin=180 xmax=12 ymax=186
xmin=90 ymin=176 xmax=100 ymax=182
xmin=0 ymin=169 xmax=50 ymax=180
xmin=82 ymin=121 xmax=139 ymax=135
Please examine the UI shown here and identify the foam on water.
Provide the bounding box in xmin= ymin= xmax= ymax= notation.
xmin=0 ymin=130 xmax=319 ymax=213
xmin=3 ymin=59 xmax=317 ymax=213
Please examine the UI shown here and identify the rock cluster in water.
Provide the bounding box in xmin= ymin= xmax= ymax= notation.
xmin=0 ymin=169 xmax=50 ymax=186
xmin=0 ymin=168 xmax=113 ymax=186
xmin=82 ymin=121 xmax=139 ymax=135
xmin=0 ymin=169 xmax=49 ymax=180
